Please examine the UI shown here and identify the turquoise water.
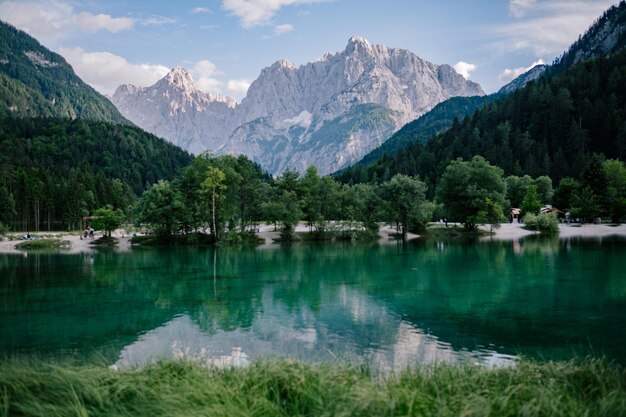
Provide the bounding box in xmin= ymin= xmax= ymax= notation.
xmin=1 ymin=236 xmax=625 ymax=370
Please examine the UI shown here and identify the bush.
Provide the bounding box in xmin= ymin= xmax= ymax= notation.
xmin=523 ymin=212 xmax=559 ymax=234
xmin=0 ymin=222 xmax=8 ymax=237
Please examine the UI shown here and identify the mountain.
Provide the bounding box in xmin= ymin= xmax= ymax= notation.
xmin=112 ymin=67 xmax=236 ymax=154
xmin=498 ymin=65 xmax=548 ymax=95
xmin=551 ymin=1 xmax=626 ymax=74
xmin=341 ymin=1 xmax=626 ymax=177
xmin=336 ymin=2 xmax=626 ymax=191
xmin=112 ymin=36 xmax=484 ymax=175
xmin=342 ymin=95 xmax=495 ymax=170
xmin=0 ymin=21 xmax=129 ymax=124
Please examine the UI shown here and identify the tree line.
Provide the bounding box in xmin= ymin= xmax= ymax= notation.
xmin=0 ymin=116 xmax=192 ymax=232
xmin=130 ymin=152 xmax=626 ymax=242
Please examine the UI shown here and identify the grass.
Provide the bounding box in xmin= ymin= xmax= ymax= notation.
xmin=14 ymin=239 xmax=70 ymax=250
xmin=90 ymin=236 xmax=118 ymax=247
xmin=0 ymin=358 xmax=624 ymax=417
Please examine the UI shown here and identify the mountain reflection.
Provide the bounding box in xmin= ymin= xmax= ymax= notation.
xmin=1 ymin=237 xmax=625 ymax=366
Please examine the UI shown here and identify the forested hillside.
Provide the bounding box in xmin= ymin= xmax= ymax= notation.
xmin=336 ymin=48 xmax=626 ymax=192
xmin=0 ymin=21 xmax=129 ymax=124
xmin=0 ymin=117 xmax=193 ymax=231
xmin=351 ymin=95 xmax=493 ymax=168
xmin=342 ymin=1 xmax=626 ymax=180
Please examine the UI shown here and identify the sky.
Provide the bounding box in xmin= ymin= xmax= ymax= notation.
xmin=0 ymin=0 xmax=620 ymax=101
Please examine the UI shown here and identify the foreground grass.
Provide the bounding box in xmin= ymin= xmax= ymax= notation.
xmin=1 ymin=358 xmax=625 ymax=417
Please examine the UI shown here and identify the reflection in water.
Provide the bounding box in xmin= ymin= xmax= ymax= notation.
xmin=1 ymin=237 xmax=625 ymax=370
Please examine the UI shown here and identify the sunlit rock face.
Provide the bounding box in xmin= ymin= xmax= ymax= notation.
xmin=112 ymin=37 xmax=484 ymax=175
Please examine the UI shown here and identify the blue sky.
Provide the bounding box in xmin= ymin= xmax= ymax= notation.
xmin=0 ymin=0 xmax=619 ymax=100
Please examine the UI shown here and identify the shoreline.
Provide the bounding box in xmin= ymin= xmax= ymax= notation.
xmin=1 ymin=222 xmax=626 ymax=253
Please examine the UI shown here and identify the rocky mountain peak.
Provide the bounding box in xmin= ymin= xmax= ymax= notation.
xmin=161 ymin=66 xmax=196 ymax=91
xmin=345 ymin=35 xmax=375 ymax=56
xmin=113 ymin=36 xmax=485 ymax=175
xmin=269 ymin=59 xmax=297 ymax=71
xmin=348 ymin=35 xmax=370 ymax=47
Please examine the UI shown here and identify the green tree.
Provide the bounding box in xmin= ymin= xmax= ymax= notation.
xmin=0 ymin=185 xmax=16 ymax=227
xmin=136 ymin=180 xmax=185 ymax=237
xmin=301 ymin=165 xmax=322 ymax=232
xmin=200 ymin=167 xmax=227 ymax=240
xmin=352 ymin=183 xmax=382 ymax=233
xmin=276 ymin=190 xmax=302 ymax=241
xmin=580 ymin=154 xmax=608 ymax=216
xmin=436 ymin=156 xmax=506 ymax=231
xmin=571 ymin=186 xmax=600 ymax=222
xmin=521 ymin=184 xmax=541 ymax=216
xmin=533 ymin=176 xmax=554 ymax=204
xmin=604 ymin=159 xmax=626 ymax=223
xmin=475 ymin=197 xmax=506 ymax=233
xmin=382 ymin=174 xmax=427 ymax=238
xmin=505 ymin=175 xmax=532 ymax=208
xmin=553 ymin=177 xmax=580 ymax=211
xmin=91 ymin=206 xmax=124 ymax=237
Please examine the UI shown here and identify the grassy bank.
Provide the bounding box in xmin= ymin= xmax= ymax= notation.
xmin=1 ymin=358 xmax=624 ymax=417
xmin=14 ymin=239 xmax=70 ymax=250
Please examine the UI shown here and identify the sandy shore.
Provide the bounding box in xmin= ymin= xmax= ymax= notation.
xmin=0 ymin=231 xmax=132 ymax=254
xmin=1 ymin=222 xmax=625 ymax=253
xmin=476 ymin=222 xmax=626 ymax=240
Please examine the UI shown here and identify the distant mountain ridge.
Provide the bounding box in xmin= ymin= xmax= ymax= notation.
xmin=112 ymin=36 xmax=484 ymax=175
xmin=112 ymin=67 xmax=236 ymax=154
xmin=343 ymin=1 xmax=626 ymax=174
xmin=551 ymin=1 xmax=626 ymax=74
xmin=0 ymin=20 xmax=130 ymax=124
xmin=498 ymin=65 xmax=548 ymax=95
xmin=335 ymin=1 xmax=626 ymax=187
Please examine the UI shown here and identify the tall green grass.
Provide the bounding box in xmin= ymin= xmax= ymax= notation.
xmin=1 ymin=358 xmax=624 ymax=417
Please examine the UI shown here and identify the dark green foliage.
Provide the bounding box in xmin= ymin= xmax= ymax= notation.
xmin=476 ymin=197 xmax=507 ymax=233
xmin=436 ymin=156 xmax=507 ymax=230
xmin=0 ymin=21 xmax=130 ymax=124
xmin=524 ymin=212 xmax=560 ymax=234
xmin=0 ymin=185 xmax=16 ymax=225
xmin=0 ymin=116 xmax=192 ymax=231
xmin=604 ymin=159 xmax=626 ymax=223
xmin=521 ymin=185 xmax=542 ymax=216
xmin=381 ymin=174 xmax=428 ymax=237
xmin=553 ymin=177 xmax=580 ymax=211
xmin=135 ymin=180 xmax=186 ymax=237
xmin=91 ymin=207 xmax=124 ymax=237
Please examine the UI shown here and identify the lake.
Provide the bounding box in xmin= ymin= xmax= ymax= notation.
xmin=1 ymin=236 xmax=625 ymax=371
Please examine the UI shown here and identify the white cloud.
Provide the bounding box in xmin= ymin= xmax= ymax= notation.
xmin=192 ymin=7 xmax=212 ymax=13
xmin=190 ymin=60 xmax=223 ymax=93
xmin=76 ymin=12 xmax=133 ymax=33
xmin=273 ymin=23 xmax=294 ymax=35
xmin=140 ymin=15 xmax=176 ymax=26
xmin=509 ymin=0 xmax=537 ymax=18
xmin=227 ymin=78 xmax=252 ymax=95
xmin=453 ymin=61 xmax=477 ymax=80
xmin=222 ymin=0 xmax=324 ymax=27
xmin=0 ymin=1 xmax=134 ymax=43
xmin=492 ymin=0 xmax=617 ymax=57
xmin=58 ymin=47 xmax=169 ymax=95
xmin=499 ymin=59 xmax=545 ymax=83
